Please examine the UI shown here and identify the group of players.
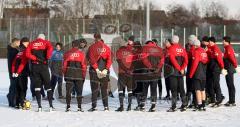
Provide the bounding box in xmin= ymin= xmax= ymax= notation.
xmin=6 ymin=33 xmax=238 ymax=112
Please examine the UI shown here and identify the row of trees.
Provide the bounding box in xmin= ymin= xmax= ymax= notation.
xmin=0 ymin=0 xmax=239 ymax=27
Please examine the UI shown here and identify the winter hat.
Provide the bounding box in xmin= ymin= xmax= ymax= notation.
xmin=193 ymin=39 xmax=201 ymax=46
xmin=202 ymin=36 xmax=209 ymax=42
xmin=188 ymin=35 xmax=197 ymax=44
xmin=208 ymin=37 xmax=216 ymax=43
xmin=38 ymin=34 xmax=45 ymax=40
xmin=128 ymin=36 xmax=135 ymax=42
xmin=172 ymin=35 xmax=179 ymax=44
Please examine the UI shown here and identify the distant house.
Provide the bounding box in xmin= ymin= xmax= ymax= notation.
xmin=3 ymin=8 xmax=50 ymax=19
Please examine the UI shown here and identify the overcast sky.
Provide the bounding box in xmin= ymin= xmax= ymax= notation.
xmin=151 ymin=0 xmax=240 ymax=17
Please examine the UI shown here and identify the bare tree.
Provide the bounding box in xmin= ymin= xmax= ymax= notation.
xmin=202 ymin=0 xmax=228 ymax=18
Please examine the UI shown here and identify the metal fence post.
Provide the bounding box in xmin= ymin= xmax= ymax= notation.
xmin=196 ymin=27 xmax=198 ymax=37
xmin=76 ymin=19 xmax=79 ymax=39
xmin=209 ymin=26 xmax=212 ymax=36
xmin=172 ymin=28 xmax=174 ymax=37
xmin=9 ymin=18 xmax=12 ymax=43
xmin=47 ymin=18 xmax=50 ymax=40
xmin=184 ymin=27 xmax=186 ymax=48
xmin=83 ymin=18 xmax=85 ymax=34
xmin=140 ymin=30 xmax=142 ymax=44
xmin=160 ymin=29 xmax=163 ymax=47
xmin=224 ymin=25 xmax=226 ymax=36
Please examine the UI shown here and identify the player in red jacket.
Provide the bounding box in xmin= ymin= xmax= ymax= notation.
xmin=26 ymin=34 xmax=54 ymax=112
xmin=185 ymin=35 xmax=197 ymax=108
xmin=87 ymin=33 xmax=112 ymax=111
xmin=11 ymin=37 xmax=30 ymax=109
xmin=223 ymin=36 xmax=238 ymax=106
xmin=115 ymin=36 xmax=134 ymax=112
xmin=201 ymin=36 xmax=212 ymax=102
xmin=189 ymin=40 xmax=209 ymax=111
xmin=141 ymin=40 xmax=164 ymax=112
xmin=208 ymin=37 xmax=227 ymax=107
xmin=167 ymin=35 xmax=188 ymax=112
xmin=63 ymin=40 xmax=87 ymax=112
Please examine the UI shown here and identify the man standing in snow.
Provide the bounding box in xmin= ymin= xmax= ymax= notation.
xmin=26 ymin=34 xmax=54 ymax=112
xmin=87 ymin=33 xmax=112 ymax=111
xmin=185 ymin=35 xmax=197 ymax=108
xmin=208 ymin=37 xmax=227 ymax=107
xmin=167 ymin=35 xmax=188 ymax=112
xmin=142 ymin=40 xmax=164 ymax=112
xmin=223 ymin=36 xmax=238 ymax=107
xmin=189 ymin=39 xmax=208 ymax=111
xmin=115 ymin=36 xmax=134 ymax=112
xmin=63 ymin=40 xmax=87 ymax=112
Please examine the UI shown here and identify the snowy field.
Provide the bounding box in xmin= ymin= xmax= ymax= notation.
xmin=0 ymin=59 xmax=240 ymax=127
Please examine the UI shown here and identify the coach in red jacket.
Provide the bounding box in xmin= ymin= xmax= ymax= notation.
xmin=223 ymin=36 xmax=237 ymax=106
xmin=208 ymin=37 xmax=226 ymax=107
xmin=87 ymin=33 xmax=112 ymax=111
xmin=63 ymin=40 xmax=87 ymax=112
xmin=26 ymin=34 xmax=54 ymax=112
xmin=115 ymin=36 xmax=134 ymax=112
xmin=167 ymin=35 xmax=188 ymax=112
xmin=11 ymin=38 xmax=30 ymax=109
xmin=142 ymin=40 xmax=164 ymax=112
xmin=189 ymin=39 xmax=208 ymax=111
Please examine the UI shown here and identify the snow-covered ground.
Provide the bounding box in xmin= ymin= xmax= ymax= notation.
xmin=0 ymin=59 xmax=240 ymax=127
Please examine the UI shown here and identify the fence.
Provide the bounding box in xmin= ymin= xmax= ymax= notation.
xmin=1 ymin=18 xmax=240 ymax=63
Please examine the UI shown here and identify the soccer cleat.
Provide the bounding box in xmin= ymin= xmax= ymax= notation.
xmin=167 ymin=107 xmax=177 ymax=112
xmin=149 ymin=105 xmax=156 ymax=112
xmin=66 ymin=108 xmax=71 ymax=112
xmin=126 ymin=105 xmax=131 ymax=111
xmin=77 ymin=108 xmax=84 ymax=112
xmin=49 ymin=107 xmax=55 ymax=112
xmin=37 ymin=107 xmax=42 ymax=112
xmin=139 ymin=106 xmax=145 ymax=112
xmin=115 ymin=106 xmax=124 ymax=112
xmin=88 ymin=107 xmax=97 ymax=112
xmin=211 ymin=103 xmax=222 ymax=108
xmin=108 ymin=92 xmax=114 ymax=98
xmin=104 ymin=107 xmax=109 ymax=112
xmin=224 ymin=102 xmax=236 ymax=107
xmin=180 ymin=106 xmax=187 ymax=112
xmin=134 ymin=106 xmax=140 ymax=111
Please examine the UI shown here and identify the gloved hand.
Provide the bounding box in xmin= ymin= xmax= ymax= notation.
xmin=12 ymin=73 xmax=15 ymax=78
xmin=221 ymin=69 xmax=228 ymax=76
xmin=101 ymin=69 xmax=108 ymax=77
xmin=96 ymin=68 xmax=103 ymax=79
xmin=37 ymin=58 xmax=44 ymax=64
xmin=12 ymin=73 xmax=19 ymax=78
xmin=235 ymin=67 xmax=240 ymax=73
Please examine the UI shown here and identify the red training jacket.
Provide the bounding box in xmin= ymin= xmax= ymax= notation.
xmin=209 ymin=44 xmax=224 ymax=69
xmin=168 ymin=44 xmax=188 ymax=71
xmin=88 ymin=40 xmax=112 ymax=70
xmin=63 ymin=48 xmax=87 ymax=78
xmin=142 ymin=42 xmax=164 ymax=69
xmin=116 ymin=45 xmax=134 ymax=73
xmin=224 ymin=45 xmax=237 ymax=68
xmin=11 ymin=49 xmax=28 ymax=74
xmin=26 ymin=38 xmax=53 ymax=64
xmin=189 ymin=47 xmax=209 ymax=78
